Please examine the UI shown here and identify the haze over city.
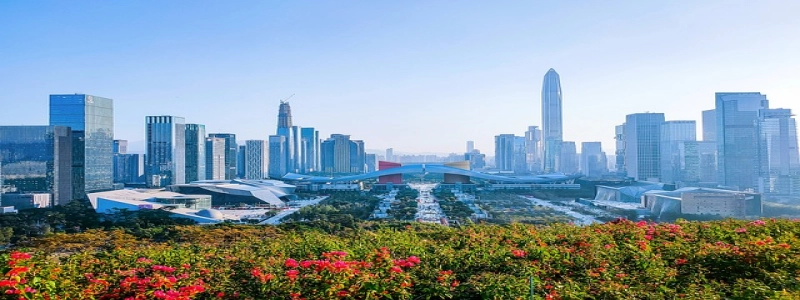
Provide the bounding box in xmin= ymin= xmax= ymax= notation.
xmin=1 ymin=1 xmax=799 ymax=154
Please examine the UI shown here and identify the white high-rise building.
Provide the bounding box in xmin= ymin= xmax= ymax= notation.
xmin=245 ymin=140 xmax=269 ymax=180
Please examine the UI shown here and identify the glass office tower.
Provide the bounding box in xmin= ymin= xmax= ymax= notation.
xmin=624 ymin=113 xmax=666 ymax=181
xmin=184 ymin=124 xmax=206 ymax=182
xmin=542 ymin=68 xmax=563 ymax=173
xmin=0 ymin=126 xmax=73 ymax=205
xmin=207 ymin=133 xmax=237 ymax=180
xmin=715 ymin=92 xmax=769 ymax=190
xmin=145 ymin=116 xmax=186 ymax=187
xmin=49 ymin=94 xmax=114 ymax=199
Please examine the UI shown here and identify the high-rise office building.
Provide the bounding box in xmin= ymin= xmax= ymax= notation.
xmin=386 ymin=148 xmax=394 ymax=162
xmin=205 ymin=137 xmax=226 ymax=180
xmin=581 ymin=142 xmax=607 ymax=178
xmin=702 ymin=110 xmax=716 ymax=142
xmin=207 ymin=133 xmax=237 ymax=180
xmin=145 ymin=116 xmax=186 ymax=187
xmin=237 ymin=145 xmax=246 ymax=179
xmin=0 ymin=126 xmax=73 ymax=206
xmin=184 ymin=124 xmax=206 ymax=182
xmin=494 ymin=134 xmax=516 ymax=172
xmin=758 ymin=108 xmax=800 ymax=194
xmin=559 ymin=141 xmax=578 ymax=174
xmin=466 ymin=141 xmax=475 ymax=153
xmin=268 ymin=135 xmax=287 ymax=178
xmin=715 ymin=92 xmax=769 ymax=190
xmin=614 ymin=124 xmax=626 ymax=176
xmin=525 ymin=126 xmax=542 ymax=173
xmin=113 ymin=139 xmax=143 ymax=185
xmin=542 ymin=69 xmax=563 ymax=173
xmin=244 ymin=140 xmax=268 ymax=180
xmin=300 ymin=127 xmax=320 ymax=173
xmin=624 ymin=113 xmax=666 ymax=181
xmin=465 ymin=150 xmax=486 ymax=170
xmin=365 ymin=154 xmax=377 ymax=172
xmin=660 ymin=121 xmax=699 ymax=185
xmin=321 ymin=134 xmax=365 ymax=174
xmin=274 ymin=102 xmax=295 ymax=176
xmin=49 ymin=94 xmax=114 ymax=198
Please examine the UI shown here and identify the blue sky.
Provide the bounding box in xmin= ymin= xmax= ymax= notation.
xmin=1 ymin=1 xmax=799 ymax=156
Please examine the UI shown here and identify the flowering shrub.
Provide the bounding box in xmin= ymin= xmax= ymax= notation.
xmin=1 ymin=218 xmax=800 ymax=299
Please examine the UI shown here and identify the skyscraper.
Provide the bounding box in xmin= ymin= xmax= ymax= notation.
xmin=244 ymin=140 xmax=268 ymax=180
xmin=614 ymin=124 xmax=626 ymax=176
xmin=184 ymin=124 xmax=206 ymax=182
xmin=237 ymin=145 xmax=246 ymax=179
xmin=494 ymin=134 xmax=516 ymax=172
xmin=273 ymin=101 xmax=296 ymax=176
xmin=466 ymin=141 xmax=474 ymax=153
xmin=205 ymin=137 xmax=226 ymax=180
xmin=145 ymin=116 xmax=186 ymax=187
xmin=321 ymin=134 xmax=365 ymax=174
xmin=113 ymin=139 xmax=143 ymax=185
xmin=559 ymin=141 xmax=578 ymax=174
xmin=300 ymin=127 xmax=320 ymax=173
xmin=207 ymin=133 xmax=237 ymax=180
xmin=660 ymin=121 xmax=699 ymax=185
xmin=0 ymin=126 xmax=73 ymax=206
xmin=581 ymin=142 xmax=607 ymax=178
xmin=49 ymin=94 xmax=114 ymax=198
xmin=525 ymin=126 xmax=542 ymax=173
xmin=716 ymin=92 xmax=769 ymax=190
xmin=268 ymin=135 xmax=287 ymax=178
xmin=758 ymin=108 xmax=800 ymax=194
xmin=624 ymin=113 xmax=666 ymax=181
xmin=542 ymin=68 xmax=563 ymax=173
xmin=702 ymin=110 xmax=716 ymax=142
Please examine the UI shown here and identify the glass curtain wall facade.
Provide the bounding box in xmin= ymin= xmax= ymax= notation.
xmin=205 ymin=137 xmax=226 ymax=180
xmin=494 ymin=134 xmax=516 ymax=171
xmin=145 ymin=116 xmax=186 ymax=187
xmin=758 ymin=108 xmax=800 ymax=194
xmin=49 ymin=94 xmax=114 ymax=198
xmin=300 ymin=127 xmax=320 ymax=173
xmin=0 ymin=126 xmax=73 ymax=206
xmin=715 ymin=92 xmax=769 ymax=190
xmin=542 ymin=69 xmax=563 ymax=173
xmin=624 ymin=113 xmax=666 ymax=181
xmin=660 ymin=121 xmax=699 ymax=185
xmin=525 ymin=126 xmax=542 ymax=173
xmin=268 ymin=135 xmax=287 ymax=178
xmin=581 ymin=142 xmax=607 ymax=178
xmin=207 ymin=133 xmax=237 ymax=180
xmin=245 ymin=140 xmax=268 ymax=180
xmin=559 ymin=141 xmax=578 ymax=174
xmin=184 ymin=124 xmax=206 ymax=182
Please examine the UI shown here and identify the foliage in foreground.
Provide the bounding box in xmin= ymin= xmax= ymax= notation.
xmin=2 ymin=219 xmax=800 ymax=299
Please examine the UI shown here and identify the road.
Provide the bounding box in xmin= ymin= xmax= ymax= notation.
xmin=258 ymin=196 xmax=327 ymax=225
xmin=410 ymin=183 xmax=448 ymax=225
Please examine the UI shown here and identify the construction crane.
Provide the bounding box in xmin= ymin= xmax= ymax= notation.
xmin=280 ymin=94 xmax=295 ymax=103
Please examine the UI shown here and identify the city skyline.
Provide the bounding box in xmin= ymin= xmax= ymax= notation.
xmin=1 ymin=1 xmax=800 ymax=155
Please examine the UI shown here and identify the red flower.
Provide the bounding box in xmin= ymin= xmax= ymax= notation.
xmin=286 ymin=269 xmax=299 ymax=280
xmin=407 ymin=256 xmax=421 ymax=265
xmin=336 ymin=290 xmax=349 ymax=297
xmin=390 ymin=266 xmax=403 ymax=273
xmin=9 ymin=252 xmax=31 ymax=260
xmin=675 ymin=258 xmax=688 ymax=265
xmin=285 ymin=258 xmax=299 ymax=268
xmin=511 ymin=249 xmax=527 ymax=258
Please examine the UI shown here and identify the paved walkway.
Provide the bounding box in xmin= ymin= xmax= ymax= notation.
xmin=522 ymin=196 xmax=600 ymax=226
xmin=259 ymin=196 xmax=327 ymax=225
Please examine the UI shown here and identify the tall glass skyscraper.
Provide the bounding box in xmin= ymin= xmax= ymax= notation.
xmin=624 ymin=113 xmax=666 ymax=181
xmin=660 ymin=121 xmax=699 ymax=185
xmin=559 ymin=141 xmax=578 ymax=174
xmin=715 ymin=92 xmax=769 ymax=190
xmin=541 ymin=69 xmax=563 ymax=173
xmin=274 ymin=102 xmax=295 ymax=176
xmin=525 ymin=126 xmax=542 ymax=173
xmin=49 ymin=94 xmax=114 ymax=199
xmin=145 ymin=116 xmax=186 ymax=187
xmin=268 ymin=135 xmax=287 ymax=178
xmin=758 ymin=108 xmax=800 ymax=194
xmin=0 ymin=126 xmax=73 ymax=206
xmin=207 ymin=133 xmax=237 ymax=180
xmin=205 ymin=137 xmax=226 ymax=180
xmin=184 ymin=124 xmax=206 ymax=182
xmin=300 ymin=127 xmax=319 ymax=173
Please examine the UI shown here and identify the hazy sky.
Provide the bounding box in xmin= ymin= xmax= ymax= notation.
xmin=1 ymin=1 xmax=799 ymax=156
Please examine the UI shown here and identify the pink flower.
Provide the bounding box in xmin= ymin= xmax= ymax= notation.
xmin=735 ymin=227 xmax=747 ymax=233
xmin=407 ymin=256 xmax=421 ymax=265
xmin=390 ymin=266 xmax=403 ymax=273
xmin=285 ymin=258 xmax=299 ymax=268
xmin=749 ymin=220 xmax=766 ymax=226
xmin=644 ymin=235 xmax=653 ymax=241
xmin=286 ymin=269 xmax=299 ymax=280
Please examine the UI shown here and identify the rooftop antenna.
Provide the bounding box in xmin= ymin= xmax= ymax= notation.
xmin=280 ymin=94 xmax=295 ymax=103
